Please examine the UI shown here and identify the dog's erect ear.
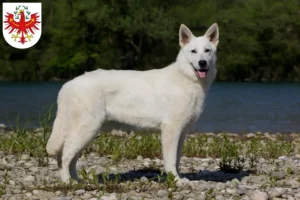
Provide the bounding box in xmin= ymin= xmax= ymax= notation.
xmin=204 ymin=23 xmax=219 ymax=46
xmin=179 ymin=24 xmax=194 ymax=48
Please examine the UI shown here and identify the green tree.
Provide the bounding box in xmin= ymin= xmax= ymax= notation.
xmin=0 ymin=0 xmax=299 ymax=82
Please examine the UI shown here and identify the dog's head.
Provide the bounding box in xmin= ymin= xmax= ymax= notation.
xmin=178 ymin=23 xmax=219 ymax=79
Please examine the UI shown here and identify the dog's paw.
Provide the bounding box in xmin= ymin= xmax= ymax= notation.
xmin=175 ymin=177 xmax=190 ymax=187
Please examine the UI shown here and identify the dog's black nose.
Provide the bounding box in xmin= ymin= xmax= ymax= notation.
xmin=198 ymin=60 xmax=207 ymax=68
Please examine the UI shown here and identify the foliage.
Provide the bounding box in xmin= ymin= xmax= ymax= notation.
xmin=0 ymin=0 xmax=299 ymax=82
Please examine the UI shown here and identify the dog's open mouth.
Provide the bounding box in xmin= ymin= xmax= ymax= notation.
xmin=191 ymin=64 xmax=209 ymax=78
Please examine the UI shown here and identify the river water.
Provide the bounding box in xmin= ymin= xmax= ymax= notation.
xmin=1 ymin=82 xmax=300 ymax=133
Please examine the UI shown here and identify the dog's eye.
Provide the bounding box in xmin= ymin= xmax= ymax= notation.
xmin=191 ymin=49 xmax=197 ymax=53
xmin=205 ymin=49 xmax=211 ymax=53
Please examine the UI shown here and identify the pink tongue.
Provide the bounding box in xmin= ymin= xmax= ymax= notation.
xmin=197 ymin=71 xmax=206 ymax=78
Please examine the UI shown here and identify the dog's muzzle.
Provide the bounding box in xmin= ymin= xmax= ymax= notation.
xmin=191 ymin=62 xmax=209 ymax=78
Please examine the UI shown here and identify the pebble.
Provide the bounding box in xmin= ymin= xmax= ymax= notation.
xmin=269 ymin=188 xmax=287 ymax=198
xmin=9 ymin=180 xmax=15 ymax=185
xmin=198 ymin=193 xmax=206 ymax=200
xmin=88 ymin=165 xmax=106 ymax=174
xmin=173 ymin=194 xmax=183 ymax=199
xmin=21 ymin=154 xmax=30 ymax=161
xmin=236 ymin=186 xmax=246 ymax=195
xmin=246 ymin=133 xmax=256 ymax=138
xmin=279 ymin=156 xmax=288 ymax=161
xmin=216 ymin=182 xmax=225 ymax=190
xmin=1 ymin=132 xmax=300 ymax=200
xmin=250 ymin=175 xmax=266 ymax=185
xmin=29 ymin=166 xmax=39 ymax=172
xmin=201 ymin=162 xmax=209 ymax=167
xmin=140 ymin=176 xmax=149 ymax=183
xmin=13 ymin=189 xmax=21 ymax=194
xmin=137 ymin=155 xmax=143 ymax=160
xmin=188 ymin=180 xmax=198 ymax=190
xmin=157 ymin=190 xmax=168 ymax=197
xmin=111 ymin=129 xmax=127 ymax=136
xmin=74 ymin=189 xmax=85 ymax=195
xmin=242 ymin=196 xmax=251 ymax=200
xmin=143 ymin=161 xmax=150 ymax=167
xmin=250 ymin=190 xmax=269 ymax=200
xmin=24 ymin=162 xmax=34 ymax=168
xmin=198 ymin=183 xmax=210 ymax=191
xmin=32 ymin=190 xmax=40 ymax=195
xmin=53 ymin=197 xmax=72 ymax=200
xmin=287 ymin=179 xmax=300 ymax=189
xmin=23 ymin=175 xmax=35 ymax=182
xmin=109 ymin=167 xmax=117 ymax=172
xmin=226 ymin=188 xmax=236 ymax=194
xmin=100 ymin=193 xmax=117 ymax=200
xmin=26 ymin=192 xmax=32 ymax=197
xmin=176 ymin=178 xmax=191 ymax=188
xmin=181 ymin=156 xmax=191 ymax=162
xmin=83 ymin=193 xmax=92 ymax=199
xmin=273 ymin=171 xmax=286 ymax=180
xmin=295 ymin=193 xmax=300 ymax=198
xmin=0 ymin=161 xmax=13 ymax=170
xmin=215 ymin=195 xmax=225 ymax=200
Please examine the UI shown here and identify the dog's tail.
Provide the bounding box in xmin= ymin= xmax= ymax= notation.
xmin=46 ymin=111 xmax=66 ymax=156
xmin=46 ymin=82 xmax=75 ymax=156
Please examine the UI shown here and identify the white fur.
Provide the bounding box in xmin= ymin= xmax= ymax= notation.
xmin=46 ymin=23 xmax=219 ymax=182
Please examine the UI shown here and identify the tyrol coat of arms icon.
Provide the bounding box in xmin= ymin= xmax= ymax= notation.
xmin=3 ymin=3 xmax=42 ymax=49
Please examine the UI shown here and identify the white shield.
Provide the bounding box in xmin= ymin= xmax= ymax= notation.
xmin=2 ymin=3 xmax=42 ymax=49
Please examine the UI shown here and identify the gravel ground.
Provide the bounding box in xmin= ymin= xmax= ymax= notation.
xmin=1 ymin=130 xmax=300 ymax=200
xmin=1 ymin=152 xmax=300 ymax=199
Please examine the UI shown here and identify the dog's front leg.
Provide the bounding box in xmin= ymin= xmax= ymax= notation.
xmin=176 ymin=130 xmax=188 ymax=171
xmin=161 ymin=125 xmax=185 ymax=178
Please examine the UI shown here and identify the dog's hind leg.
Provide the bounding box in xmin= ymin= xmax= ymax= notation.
xmin=60 ymin=112 xmax=105 ymax=182
xmin=57 ymin=149 xmax=80 ymax=182
xmin=69 ymin=153 xmax=80 ymax=181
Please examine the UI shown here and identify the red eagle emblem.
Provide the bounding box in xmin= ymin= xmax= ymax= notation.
xmin=4 ymin=8 xmax=40 ymax=44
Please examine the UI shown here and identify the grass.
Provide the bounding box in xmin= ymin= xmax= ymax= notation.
xmin=0 ymin=127 xmax=299 ymax=183
xmin=88 ymin=133 xmax=162 ymax=161
xmin=1 ymin=105 xmax=55 ymax=166
xmin=0 ymin=110 xmax=299 ymax=197
xmin=0 ymin=130 xmax=296 ymax=167
xmin=0 ymin=184 xmax=4 ymax=196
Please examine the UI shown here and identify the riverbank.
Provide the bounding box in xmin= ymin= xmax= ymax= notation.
xmin=0 ymin=129 xmax=300 ymax=199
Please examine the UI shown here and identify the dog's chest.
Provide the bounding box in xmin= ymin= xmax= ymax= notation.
xmin=186 ymin=86 xmax=206 ymax=122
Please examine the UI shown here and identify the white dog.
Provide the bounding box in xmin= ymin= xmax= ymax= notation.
xmin=46 ymin=23 xmax=219 ymax=182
